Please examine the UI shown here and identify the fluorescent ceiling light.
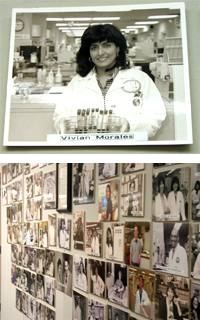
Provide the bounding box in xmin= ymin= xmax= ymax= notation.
xmin=56 ymin=23 xmax=67 ymax=26
xmin=60 ymin=27 xmax=86 ymax=30
xmin=90 ymin=22 xmax=113 ymax=25
xmin=148 ymin=15 xmax=178 ymax=19
xmin=127 ymin=25 xmax=147 ymax=29
xmin=92 ymin=17 xmax=120 ymax=20
xmin=135 ymin=21 xmax=158 ymax=25
xmin=64 ymin=17 xmax=92 ymax=21
xmin=57 ymin=23 xmax=89 ymax=27
xmin=46 ymin=18 xmax=64 ymax=21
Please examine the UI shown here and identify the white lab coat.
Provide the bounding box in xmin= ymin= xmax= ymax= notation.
xmin=168 ymin=191 xmax=186 ymax=220
xmin=53 ymin=67 xmax=166 ymax=137
xmin=135 ymin=289 xmax=150 ymax=314
xmin=168 ymin=243 xmax=188 ymax=276
xmin=154 ymin=193 xmax=169 ymax=220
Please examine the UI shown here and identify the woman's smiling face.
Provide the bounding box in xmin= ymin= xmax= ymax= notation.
xmin=89 ymin=40 xmax=119 ymax=71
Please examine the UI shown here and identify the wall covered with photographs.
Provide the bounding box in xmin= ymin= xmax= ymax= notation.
xmin=1 ymin=162 xmax=200 ymax=320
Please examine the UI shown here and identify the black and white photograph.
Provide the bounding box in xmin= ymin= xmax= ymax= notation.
xmin=30 ymin=222 xmax=39 ymax=246
xmin=2 ymin=186 xmax=7 ymax=206
xmin=73 ymin=256 xmax=88 ymax=293
xmin=17 ymin=163 xmax=23 ymax=176
xmin=16 ymin=266 xmax=22 ymax=288
xmin=7 ymin=206 xmax=12 ymax=224
xmin=7 ymin=185 xmax=12 ymax=205
xmin=34 ymin=196 xmax=42 ymax=220
xmin=36 ymin=248 xmax=45 ymax=275
xmin=191 ymin=282 xmax=200 ymax=320
xmin=98 ymin=163 xmax=118 ymax=180
xmin=73 ymin=211 xmax=85 ymax=250
xmin=7 ymin=164 xmax=12 ymax=182
xmin=155 ymin=272 xmax=190 ymax=320
xmin=60 ymin=252 xmax=72 ymax=296
xmin=48 ymin=214 xmax=56 ymax=246
xmin=17 ymin=179 xmax=23 ymax=201
xmin=11 ymin=244 xmax=17 ymax=263
xmin=152 ymin=222 xmax=189 ymax=277
xmin=21 ymin=292 xmax=28 ymax=316
xmin=36 ymin=274 xmax=45 ymax=301
xmin=121 ymin=173 xmax=145 ymax=217
xmin=17 ymin=244 xmax=22 ymax=266
xmin=23 ymin=222 xmax=31 ymax=245
xmin=12 ymin=203 xmax=18 ymax=223
xmin=125 ymin=221 xmax=151 ymax=269
xmin=98 ymin=180 xmax=119 ymax=221
xmin=88 ymin=299 xmax=106 ymax=320
xmin=12 ymin=225 xmax=18 ymax=244
xmin=106 ymin=262 xmax=128 ymax=307
xmin=86 ymin=222 xmax=102 ymax=257
xmin=73 ymin=163 xmax=95 ymax=204
xmin=21 ymin=269 xmax=29 ymax=292
xmin=152 ymin=167 xmax=189 ymax=221
xmin=45 ymin=307 xmax=56 ymax=320
xmin=17 ymin=202 xmax=23 ymax=223
xmin=29 ymin=247 xmax=37 ymax=271
xmin=153 ymin=164 xmax=177 ymax=168
xmin=107 ymin=305 xmax=129 ymax=320
xmin=26 ymin=175 xmax=33 ymax=199
xmin=36 ymin=302 xmax=45 ymax=320
xmin=38 ymin=221 xmax=48 ymax=248
xmin=34 ymin=171 xmax=43 ymax=196
xmin=16 ymin=288 xmax=22 ymax=311
xmin=11 ymin=264 xmax=17 ymax=286
xmin=89 ymin=259 xmax=105 ymax=298
xmin=12 ymin=182 xmax=18 ymax=203
xmin=122 ymin=163 xmax=145 ymax=174
xmin=72 ymin=290 xmax=87 ymax=320
xmin=24 ymin=164 xmax=30 ymax=175
xmin=57 ymin=217 xmax=70 ymax=250
xmin=17 ymin=224 xmax=23 ymax=245
xmin=26 ymin=198 xmax=33 ymax=221
xmin=4 ymin=4 xmax=192 ymax=147
xmin=7 ymin=225 xmax=12 ymax=244
xmin=55 ymin=251 xmax=63 ymax=293
xmin=191 ymin=164 xmax=200 ymax=220
xmin=43 ymin=170 xmax=56 ymax=209
xmin=46 ymin=250 xmax=55 ymax=277
xmin=28 ymin=296 xmax=36 ymax=320
xmin=104 ymin=223 xmax=124 ymax=262
xmin=129 ymin=267 xmax=156 ymax=319
xmin=29 ymin=272 xmax=36 ymax=297
xmin=45 ymin=276 xmax=55 ymax=307
xmin=56 ymin=163 xmax=72 ymax=212
xmin=12 ymin=163 xmax=17 ymax=179
xmin=22 ymin=246 xmax=29 ymax=268
xmin=191 ymin=223 xmax=200 ymax=280
xmin=2 ymin=164 xmax=7 ymax=185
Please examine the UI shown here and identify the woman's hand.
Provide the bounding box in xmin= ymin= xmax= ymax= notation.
xmin=120 ymin=117 xmax=130 ymax=132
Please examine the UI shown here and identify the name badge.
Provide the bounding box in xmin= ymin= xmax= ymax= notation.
xmin=123 ymin=80 xmax=141 ymax=93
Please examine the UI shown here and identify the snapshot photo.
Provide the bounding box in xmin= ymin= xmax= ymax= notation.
xmin=73 ymin=290 xmax=87 ymax=320
xmin=7 ymin=164 xmax=12 ymax=182
xmin=30 ymin=222 xmax=39 ymax=246
xmin=16 ymin=288 xmax=22 ymax=311
xmin=45 ymin=276 xmax=55 ymax=307
xmin=98 ymin=180 xmax=119 ymax=221
xmin=12 ymin=163 xmax=17 ymax=179
xmin=122 ymin=163 xmax=145 ymax=174
xmin=17 ymin=244 xmax=22 ymax=265
xmin=17 ymin=224 xmax=23 ymax=244
xmin=26 ymin=175 xmax=33 ymax=199
xmin=36 ymin=274 xmax=45 ymax=301
xmin=152 ymin=167 xmax=189 ymax=221
xmin=124 ymin=221 xmax=151 ymax=269
xmin=7 ymin=206 xmax=12 ymax=224
xmin=22 ymin=246 xmax=29 ymax=268
xmin=17 ymin=179 xmax=23 ymax=201
xmin=2 ymin=165 xmax=7 ymax=185
xmin=104 ymin=223 xmax=124 ymax=262
xmin=98 ymin=163 xmax=118 ymax=180
xmin=26 ymin=198 xmax=33 ymax=221
xmin=45 ymin=249 xmax=55 ymax=277
xmin=36 ymin=248 xmax=45 ymax=275
xmin=38 ymin=221 xmax=48 ymax=248
xmin=4 ymin=4 xmax=192 ymax=147
xmin=89 ymin=259 xmax=105 ymax=298
xmin=56 ymin=252 xmax=72 ymax=296
xmin=107 ymin=262 xmax=128 ymax=307
xmin=11 ymin=244 xmax=17 ymax=263
xmin=48 ymin=214 xmax=56 ymax=246
xmin=7 ymin=225 xmax=12 ymax=244
xmin=88 ymin=299 xmax=106 ymax=320
xmin=43 ymin=171 xmax=56 ymax=209
xmin=12 ymin=203 xmax=17 ymax=223
xmin=29 ymin=247 xmax=36 ymax=271
xmin=191 ymin=163 xmax=200 ymax=220
xmin=191 ymin=223 xmax=200 ymax=279
xmin=152 ymin=222 xmax=189 ymax=277
xmin=36 ymin=302 xmax=45 ymax=320
xmin=24 ymin=164 xmax=31 ymax=175
xmin=11 ymin=225 xmax=18 ymax=244
xmin=16 ymin=202 xmax=23 ymax=222
xmin=45 ymin=307 xmax=55 ymax=320
xmin=11 ymin=264 xmax=17 ymax=286
xmin=73 ymin=163 xmax=95 ymax=204
xmin=23 ymin=222 xmax=30 ymax=245
xmin=2 ymin=186 xmax=7 ymax=206
xmin=73 ymin=211 xmax=85 ymax=250
xmin=17 ymin=163 xmax=23 ymax=176
xmin=34 ymin=196 xmax=42 ymax=220
xmin=73 ymin=256 xmax=88 ymax=293
xmin=191 ymin=282 xmax=200 ymax=320
xmin=107 ymin=305 xmax=129 ymax=320
xmin=121 ymin=173 xmax=144 ymax=217
xmin=155 ymin=272 xmax=190 ymax=320
xmin=86 ymin=222 xmax=102 ymax=257
xmin=12 ymin=182 xmax=18 ymax=203
xmin=129 ymin=267 xmax=156 ymax=319
xmin=34 ymin=171 xmax=43 ymax=197
xmin=7 ymin=185 xmax=12 ymax=205
xmin=28 ymin=296 xmax=36 ymax=320
xmin=29 ymin=272 xmax=36 ymax=297
xmin=21 ymin=292 xmax=28 ymax=315
xmin=57 ymin=217 xmax=70 ymax=250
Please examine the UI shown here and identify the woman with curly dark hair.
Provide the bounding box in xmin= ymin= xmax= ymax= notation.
xmin=53 ymin=24 xmax=166 ymax=136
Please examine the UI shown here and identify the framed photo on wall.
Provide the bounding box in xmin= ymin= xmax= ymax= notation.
xmin=73 ymin=211 xmax=85 ymax=251
xmin=56 ymin=163 xmax=72 ymax=212
xmin=98 ymin=179 xmax=119 ymax=221
xmin=98 ymin=163 xmax=118 ymax=180
xmin=43 ymin=171 xmax=56 ymax=210
xmin=73 ymin=163 xmax=95 ymax=204
xmin=122 ymin=163 xmax=145 ymax=174
xmin=86 ymin=222 xmax=102 ymax=257
xmin=57 ymin=218 xmax=71 ymax=250
xmin=191 ymin=163 xmax=200 ymax=220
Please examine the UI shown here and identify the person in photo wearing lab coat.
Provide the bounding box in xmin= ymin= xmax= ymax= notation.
xmin=53 ymin=24 xmax=166 ymax=137
xmin=168 ymin=176 xmax=186 ymax=221
xmin=135 ymin=275 xmax=150 ymax=314
xmin=154 ymin=176 xmax=170 ymax=221
xmin=168 ymin=225 xmax=188 ymax=276
xmin=91 ymin=228 xmax=100 ymax=256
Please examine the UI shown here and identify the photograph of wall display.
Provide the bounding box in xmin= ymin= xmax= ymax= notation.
xmin=129 ymin=267 xmax=156 ymax=319
xmin=16 ymin=288 xmax=22 ymax=312
xmin=73 ymin=256 xmax=88 ymax=293
xmin=108 ymin=304 xmax=129 ymax=320
xmin=48 ymin=214 xmax=56 ymax=246
xmin=45 ymin=276 xmax=55 ymax=307
xmin=98 ymin=163 xmax=118 ymax=180
xmin=45 ymin=250 xmax=55 ymax=278
xmin=29 ymin=272 xmax=36 ymax=297
xmin=122 ymin=163 xmax=145 ymax=174
xmin=191 ymin=282 xmax=200 ymax=320
xmin=4 ymin=3 xmax=192 ymax=147
xmin=104 ymin=223 xmax=124 ymax=262
xmin=38 ymin=221 xmax=48 ymax=248
xmin=191 ymin=164 xmax=200 ymax=220
xmin=55 ymin=251 xmax=72 ymax=296
xmin=73 ymin=163 xmax=95 ymax=205
xmin=155 ymin=272 xmax=190 ymax=320
xmin=124 ymin=221 xmax=150 ymax=269
xmin=121 ymin=173 xmax=144 ymax=217
xmin=29 ymin=247 xmax=36 ymax=271
xmin=152 ymin=167 xmax=189 ymax=221
xmin=45 ymin=307 xmax=55 ymax=320
xmin=36 ymin=302 xmax=45 ymax=320
xmin=34 ymin=196 xmax=42 ymax=220
xmin=152 ymin=222 xmax=189 ymax=277
xmin=57 ymin=217 xmax=70 ymax=250
xmin=36 ymin=249 xmax=45 ymax=275
xmin=89 ymin=259 xmax=105 ymax=298
xmin=43 ymin=171 xmax=56 ymax=209
xmin=73 ymin=211 xmax=85 ymax=250
xmin=26 ymin=199 xmax=33 ymax=221
xmin=56 ymin=163 xmax=72 ymax=212
xmin=191 ymin=223 xmax=200 ymax=279
xmin=24 ymin=163 xmax=31 ymax=175
xmin=88 ymin=299 xmax=106 ymax=320
xmin=98 ymin=180 xmax=119 ymax=221
xmin=17 ymin=180 xmax=23 ymax=201
xmin=86 ymin=222 xmax=102 ymax=257
xmin=106 ymin=262 xmax=128 ymax=307
xmin=26 ymin=175 xmax=33 ymax=199
xmin=72 ymin=290 xmax=87 ymax=320
xmin=2 ymin=165 xmax=7 ymax=184
xmin=34 ymin=171 xmax=43 ymax=197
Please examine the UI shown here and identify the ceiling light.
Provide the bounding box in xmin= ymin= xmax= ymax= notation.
xmin=127 ymin=25 xmax=147 ymax=28
xmin=92 ymin=17 xmax=120 ymax=20
xmin=64 ymin=17 xmax=92 ymax=21
xmin=148 ymin=15 xmax=178 ymax=19
xmin=56 ymin=23 xmax=67 ymax=26
xmin=135 ymin=21 xmax=158 ymax=25
xmin=46 ymin=18 xmax=64 ymax=21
